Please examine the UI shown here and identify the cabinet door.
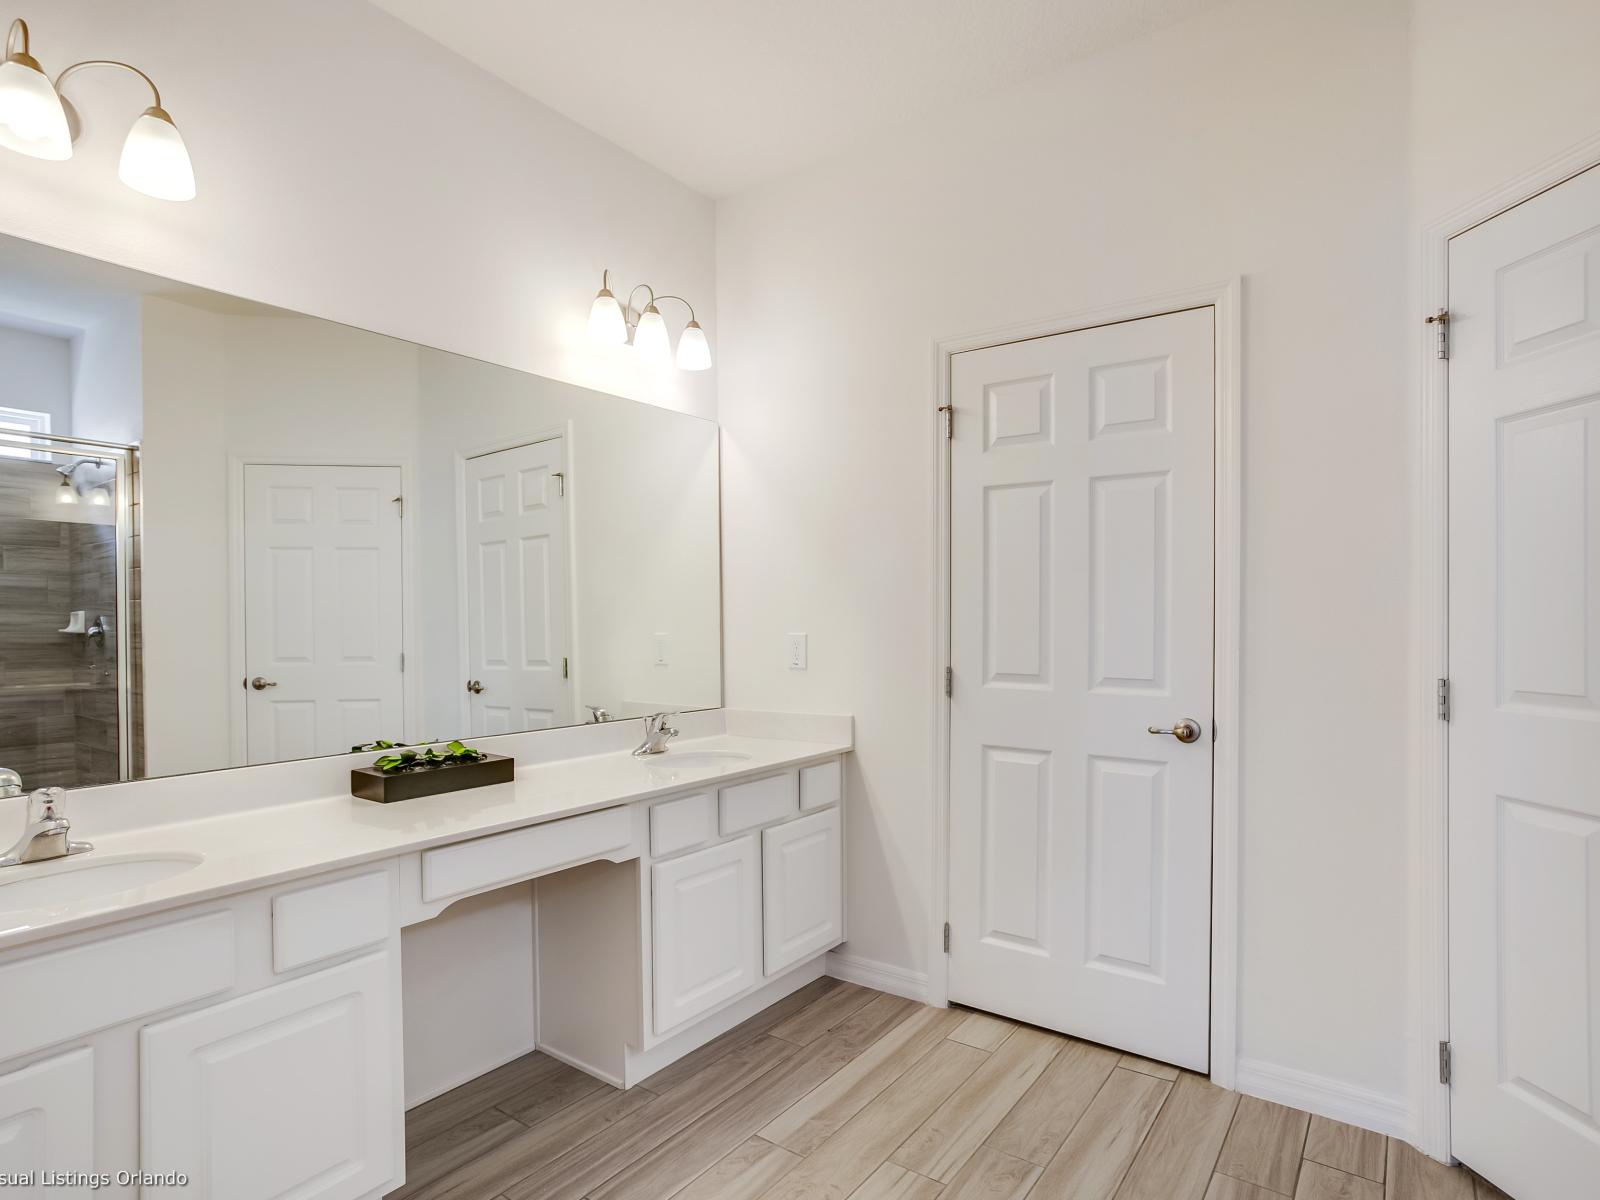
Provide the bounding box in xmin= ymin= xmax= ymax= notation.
xmin=763 ymin=807 xmax=843 ymax=977
xmin=0 ymin=1048 xmax=94 ymax=1196
xmin=653 ymin=836 xmax=761 ymax=1035
xmin=141 ymin=952 xmax=398 ymax=1200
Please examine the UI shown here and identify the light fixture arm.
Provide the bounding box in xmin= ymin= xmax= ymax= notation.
xmin=625 ymin=282 xmax=658 ymax=314
xmin=649 ymin=294 xmax=698 ymax=324
xmin=54 ymin=59 xmax=163 ymax=110
xmin=5 ymin=17 xmax=29 ymax=59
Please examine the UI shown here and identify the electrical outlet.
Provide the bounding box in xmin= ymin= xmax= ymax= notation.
xmin=785 ymin=633 xmax=808 ymax=670
xmin=653 ymin=633 xmax=669 ymax=666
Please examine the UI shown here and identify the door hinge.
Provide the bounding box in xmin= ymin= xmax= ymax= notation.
xmin=563 ymin=656 xmax=570 ymax=680
xmin=1437 ymin=677 xmax=1451 ymax=722
xmin=399 ymin=652 xmax=405 ymax=672
xmin=944 ymin=666 xmax=953 ymax=698
xmin=392 ymin=494 xmax=404 ymax=518
xmin=553 ymin=471 xmax=566 ymax=497
xmin=1438 ymin=1040 xmax=1452 ymax=1086
xmin=938 ymin=404 xmax=954 ymax=440
xmin=1426 ymin=309 xmax=1450 ymax=360
xmin=943 ymin=922 xmax=951 ymax=953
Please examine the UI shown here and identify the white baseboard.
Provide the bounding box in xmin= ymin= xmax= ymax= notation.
xmin=825 ymin=951 xmax=930 ymax=1003
xmin=1235 ymin=1058 xmax=1410 ymax=1139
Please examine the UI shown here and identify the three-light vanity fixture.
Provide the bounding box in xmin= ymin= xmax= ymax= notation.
xmin=0 ymin=17 xmax=195 ymax=200
xmin=588 ymin=271 xmax=712 ymax=370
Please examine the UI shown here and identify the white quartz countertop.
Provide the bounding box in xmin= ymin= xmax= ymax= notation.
xmin=0 ymin=731 xmax=850 ymax=952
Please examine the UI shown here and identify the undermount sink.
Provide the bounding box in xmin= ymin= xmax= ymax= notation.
xmin=639 ymin=750 xmax=753 ymax=769
xmin=0 ymin=853 xmax=204 ymax=910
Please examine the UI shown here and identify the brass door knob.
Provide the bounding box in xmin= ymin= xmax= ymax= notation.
xmin=250 ymin=676 xmax=277 ymax=691
xmin=466 ymin=679 xmax=486 ymax=694
xmin=1147 ymin=718 xmax=1202 ymax=744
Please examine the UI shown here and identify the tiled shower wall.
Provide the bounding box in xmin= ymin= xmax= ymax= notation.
xmin=0 ymin=458 xmax=131 ymax=789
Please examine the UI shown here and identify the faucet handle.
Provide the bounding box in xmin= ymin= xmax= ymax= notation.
xmin=28 ymin=787 xmax=64 ymax=822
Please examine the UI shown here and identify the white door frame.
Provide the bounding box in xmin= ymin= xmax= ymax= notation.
xmin=930 ymin=278 xmax=1243 ymax=1087
xmin=453 ymin=424 xmax=581 ymax=733
xmin=1413 ymin=132 xmax=1600 ymax=1162
xmin=226 ymin=455 xmax=419 ymax=765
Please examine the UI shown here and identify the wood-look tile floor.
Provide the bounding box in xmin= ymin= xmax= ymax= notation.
xmin=390 ymin=979 xmax=1512 ymax=1200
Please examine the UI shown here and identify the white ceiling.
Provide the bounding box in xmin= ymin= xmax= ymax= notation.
xmin=369 ymin=0 xmax=1223 ymax=197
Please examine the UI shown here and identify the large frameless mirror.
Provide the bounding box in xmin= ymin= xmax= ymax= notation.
xmin=0 ymin=233 xmax=721 ymax=790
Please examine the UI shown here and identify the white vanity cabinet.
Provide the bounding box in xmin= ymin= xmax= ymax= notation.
xmin=0 ymin=861 xmax=404 ymax=1200
xmin=646 ymin=757 xmax=845 ymax=1040
xmin=0 ymin=1048 xmax=95 ymax=1189
xmin=651 ymin=835 xmax=763 ymax=1034
xmin=762 ymin=805 xmax=843 ymax=977
xmin=141 ymin=952 xmax=398 ymax=1200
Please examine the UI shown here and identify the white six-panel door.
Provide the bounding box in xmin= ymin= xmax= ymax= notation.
xmin=243 ymin=464 xmax=405 ymax=763
xmin=948 ymin=308 xmax=1215 ymax=1070
xmin=1447 ymin=163 xmax=1600 ymax=1200
xmin=463 ymin=438 xmax=571 ymax=735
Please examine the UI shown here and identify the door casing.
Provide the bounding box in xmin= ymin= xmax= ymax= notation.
xmin=930 ymin=279 xmax=1242 ymax=1088
xmin=1415 ymin=132 xmax=1600 ymax=1162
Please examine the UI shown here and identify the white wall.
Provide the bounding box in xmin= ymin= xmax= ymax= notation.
xmin=0 ymin=0 xmax=716 ymax=421
xmin=0 ymin=325 xmax=73 ymax=439
xmin=718 ymin=0 xmax=1416 ymax=1102
xmin=69 ymin=296 xmax=143 ymax=445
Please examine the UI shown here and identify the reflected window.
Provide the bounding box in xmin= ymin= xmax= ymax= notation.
xmin=0 ymin=406 xmax=52 ymax=461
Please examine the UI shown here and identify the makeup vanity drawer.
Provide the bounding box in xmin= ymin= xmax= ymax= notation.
xmin=420 ymin=805 xmax=633 ymax=902
xmin=718 ymin=772 xmax=799 ymax=836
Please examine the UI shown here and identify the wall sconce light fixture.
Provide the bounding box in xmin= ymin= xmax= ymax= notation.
xmin=0 ymin=17 xmax=196 ymax=200
xmin=588 ymin=271 xmax=712 ymax=371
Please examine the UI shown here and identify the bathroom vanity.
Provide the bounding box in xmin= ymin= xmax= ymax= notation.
xmin=0 ymin=711 xmax=850 ymax=1199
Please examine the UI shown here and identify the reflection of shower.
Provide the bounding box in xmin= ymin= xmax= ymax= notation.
xmin=0 ymin=430 xmax=139 ymax=788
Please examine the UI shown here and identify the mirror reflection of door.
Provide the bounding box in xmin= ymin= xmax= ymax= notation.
xmin=242 ymin=464 xmax=405 ymax=763
xmin=462 ymin=437 xmax=572 ymax=735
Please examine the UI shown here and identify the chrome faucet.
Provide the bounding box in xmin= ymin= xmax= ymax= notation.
xmin=632 ymin=713 xmax=679 ymax=756
xmin=0 ymin=768 xmax=21 ymax=800
xmin=1 ymin=788 xmax=93 ymax=867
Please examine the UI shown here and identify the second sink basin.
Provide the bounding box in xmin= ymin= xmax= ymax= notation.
xmin=0 ymin=853 xmax=204 ymax=911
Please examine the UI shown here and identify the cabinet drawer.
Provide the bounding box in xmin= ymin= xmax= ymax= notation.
xmin=273 ymin=870 xmax=391 ymax=973
xmin=718 ymin=773 xmax=798 ymax=836
xmin=0 ymin=911 xmax=234 ymax=1063
xmin=799 ymin=759 xmax=842 ymax=811
xmin=420 ymin=806 xmax=632 ymax=902
xmin=650 ymin=791 xmax=716 ymax=858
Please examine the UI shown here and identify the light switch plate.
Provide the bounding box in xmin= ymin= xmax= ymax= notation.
xmin=653 ymin=633 xmax=669 ymax=665
xmin=785 ymin=633 xmax=808 ymax=670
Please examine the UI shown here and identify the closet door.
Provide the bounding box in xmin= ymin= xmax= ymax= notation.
xmin=652 ymin=836 xmax=761 ymax=1034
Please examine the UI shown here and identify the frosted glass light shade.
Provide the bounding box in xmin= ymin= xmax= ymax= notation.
xmin=0 ymin=55 xmax=71 ymax=160
xmin=633 ymin=305 xmax=672 ymax=363
xmin=588 ymin=289 xmax=627 ymax=343
xmin=118 ymin=107 xmax=195 ymax=201
xmin=676 ymin=320 xmax=712 ymax=371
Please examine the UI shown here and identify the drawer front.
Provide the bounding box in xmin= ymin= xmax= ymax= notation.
xmin=420 ymin=806 xmax=633 ymax=902
xmin=0 ymin=911 xmax=235 ymax=1063
xmin=718 ymin=772 xmax=798 ymax=836
xmin=273 ymin=869 xmax=391 ymax=973
xmin=799 ymin=759 xmax=842 ymax=812
xmin=650 ymin=791 xmax=716 ymax=859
